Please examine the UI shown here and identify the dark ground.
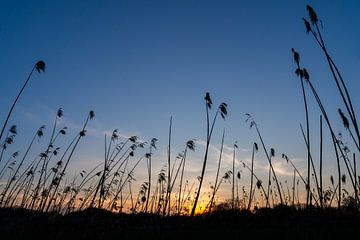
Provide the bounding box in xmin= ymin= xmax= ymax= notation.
xmin=0 ymin=206 xmax=359 ymax=239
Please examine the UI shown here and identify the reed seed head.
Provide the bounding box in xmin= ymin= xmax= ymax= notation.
xmin=306 ymin=5 xmax=318 ymax=25
xmin=35 ymin=60 xmax=45 ymax=73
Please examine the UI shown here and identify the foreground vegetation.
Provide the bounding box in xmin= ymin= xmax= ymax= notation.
xmin=0 ymin=8 xmax=359 ymax=238
xmin=0 ymin=206 xmax=359 ymax=239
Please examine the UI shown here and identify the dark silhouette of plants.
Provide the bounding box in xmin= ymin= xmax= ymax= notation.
xmin=281 ymin=153 xmax=320 ymax=206
xmin=299 ymin=123 xmax=321 ymax=204
xmin=153 ymin=167 xmax=166 ymax=214
xmin=208 ymin=129 xmax=225 ymax=213
xmin=206 ymin=170 xmax=232 ymax=211
xmin=231 ymin=141 xmax=238 ymax=209
xmin=291 ymin=5 xmax=360 ymax=208
xmin=0 ymin=151 xmax=19 ymax=180
xmin=0 ymin=61 xmax=45 ymax=142
xmin=108 ymin=150 xmax=147 ymax=211
xmin=90 ymin=135 xmax=140 ymax=210
xmin=89 ymin=130 xmax=141 ymax=209
xmin=245 ymin=114 xmax=283 ymax=205
xmin=247 ymin=142 xmax=258 ymax=210
xmin=0 ymin=125 xmax=45 ymax=205
xmin=303 ymin=5 xmax=360 ymax=150
xmin=31 ymin=108 xmax=64 ymax=210
xmin=338 ymin=108 xmax=360 ymax=152
xmin=292 ymin=47 xmax=359 ymax=207
xmin=107 ymin=140 xmax=138 ymax=211
xmin=90 ymin=131 xmax=117 ymax=208
xmin=266 ymin=148 xmax=275 ymax=207
xmin=162 ymin=117 xmax=172 ymax=216
xmin=191 ymin=92 xmax=228 ymax=216
xmin=145 ymin=137 xmax=157 ymax=212
xmin=292 ymin=48 xmax=323 ymax=208
xmin=63 ymin=163 xmax=102 ymax=214
xmin=0 ymin=125 xmax=18 ymax=165
xmin=292 ymin=48 xmax=312 ymax=207
xmin=176 ymin=139 xmax=195 ymax=215
xmin=163 ymin=141 xmax=195 ymax=214
xmin=241 ymin=160 xmax=268 ymax=207
xmin=319 ymin=115 xmax=324 ymax=208
xmin=44 ymin=110 xmax=94 ymax=211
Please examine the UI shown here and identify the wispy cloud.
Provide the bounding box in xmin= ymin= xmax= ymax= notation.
xmin=253 ymin=157 xmax=306 ymax=177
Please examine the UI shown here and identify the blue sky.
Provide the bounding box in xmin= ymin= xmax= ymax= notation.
xmin=1 ymin=0 xmax=360 ymax=205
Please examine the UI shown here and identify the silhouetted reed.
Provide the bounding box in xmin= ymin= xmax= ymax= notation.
xmin=0 ymin=125 xmax=45 ymax=206
xmin=246 ymin=114 xmax=283 ymax=205
xmin=241 ymin=161 xmax=268 ymax=208
xmin=191 ymin=93 xmax=228 ymax=216
xmin=231 ymin=141 xmax=238 ymax=210
xmin=247 ymin=142 xmax=258 ymax=210
xmin=0 ymin=61 xmax=45 ymax=142
xmin=303 ymin=5 xmax=360 ymax=150
xmin=292 ymin=47 xmax=312 ymax=207
xmin=208 ymin=129 xmax=225 ymax=213
xmin=145 ymin=137 xmax=157 ymax=212
xmin=176 ymin=140 xmax=195 ymax=215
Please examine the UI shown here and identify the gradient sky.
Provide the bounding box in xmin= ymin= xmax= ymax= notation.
xmin=1 ymin=0 xmax=360 ymax=206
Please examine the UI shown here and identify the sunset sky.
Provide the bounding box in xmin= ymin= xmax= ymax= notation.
xmin=1 ymin=0 xmax=360 ymax=207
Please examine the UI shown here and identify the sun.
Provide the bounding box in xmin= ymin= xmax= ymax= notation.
xmin=193 ymin=204 xmax=207 ymax=215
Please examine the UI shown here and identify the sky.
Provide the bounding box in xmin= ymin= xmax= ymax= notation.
xmin=1 ymin=0 xmax=360 ymax=207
